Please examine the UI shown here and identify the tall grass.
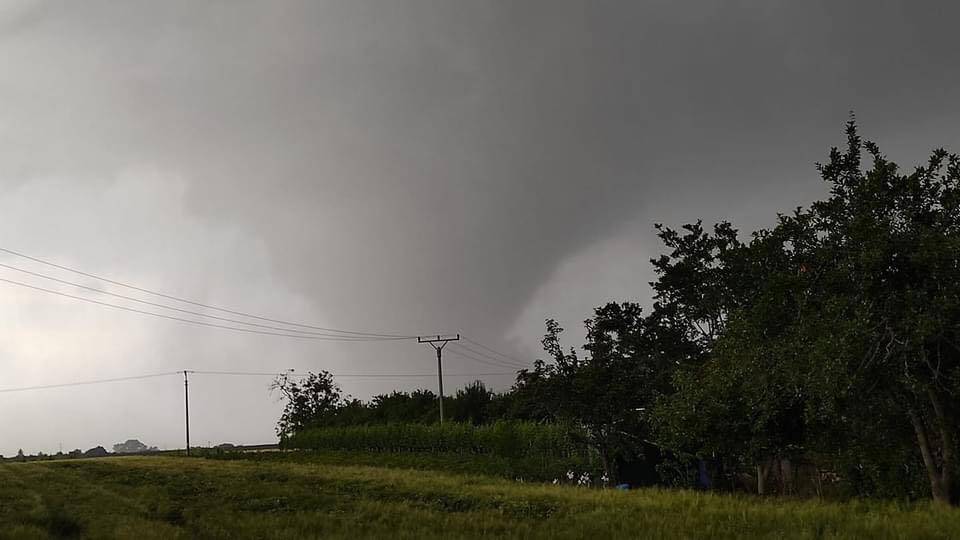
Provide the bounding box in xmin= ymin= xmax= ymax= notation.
xmin=283 ymin=421 xmax=584 ymax=459
xmin=282 ymin=422 xmax=595 ymax=481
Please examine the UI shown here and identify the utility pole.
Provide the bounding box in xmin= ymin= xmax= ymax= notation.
xmin=183 ymin=370 xmax=191 ymax=456
xmin=418 ymin=334 xmax=460 ymax=423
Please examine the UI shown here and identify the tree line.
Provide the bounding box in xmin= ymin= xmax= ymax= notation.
xmin=275 ymin=120 xmax=959 ymax=505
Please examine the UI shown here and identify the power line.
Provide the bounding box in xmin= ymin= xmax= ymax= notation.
xmin=446 ymin=345 xmax=525 ymax=371
xmin=0 ymin=371 xmax=181 ymax=393
xmin=0 ymin=248 xmax=540 ymax=367
xmin=189 ymin=370 xmax=302 ymax=377
xmin=453 ymin=341 xmax=528 ymax=368
xmin=447 ymin=341 xmax=527 ymax=369
xmin=190 ymin=370 xmax=514 ymax=379
xmin=0 ymin=246 xmax=413 ymax=338
xmin=0 ymin=277 xmax=406 ymax=342
xmin=0 ymin=261 xmax=415 ymax=340
xmin=462 ymin=336 xmax=528 ymax=365
xmin=0 ymin=369 xmax=517 ymax=394
xmin=449 ymin=345 xmax=525 ymax=370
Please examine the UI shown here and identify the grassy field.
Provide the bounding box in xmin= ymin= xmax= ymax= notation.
xmin=0 ymin=455 xmax=958 ymax=539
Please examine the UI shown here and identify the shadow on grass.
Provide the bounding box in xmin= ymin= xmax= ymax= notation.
xmin=23 ymin=502 xmax=84 ymax=539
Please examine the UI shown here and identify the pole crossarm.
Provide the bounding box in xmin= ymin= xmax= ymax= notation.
xmin=417 ymin=334 xmax=461 ymax=347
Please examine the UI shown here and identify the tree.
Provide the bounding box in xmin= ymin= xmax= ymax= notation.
xmin=113 ymin=439 xmax=155 ymax=454
xmin=83 ymin=446 xmax=108 ymax=457
xmin=526 ymin=308 xmax=671 ymax=484
xmin=797 ymin=121 xmax=960 ymax=504
xmin=449 ymin=381 xmax=493 ymax=425
xmin=272 ymin=371 xmax=345 ymax=439
xmin=655 ymin=213 xmax=824 ymax=493
xmin=645 ymin=219 xmax=778 ymax=490
xmin=502 ymin=360 xmax=562 ymax=423
xmin=367 ymin=389 xmax=438 ymax=424
xmin=654 ymin=119 xmax=960 ymax=504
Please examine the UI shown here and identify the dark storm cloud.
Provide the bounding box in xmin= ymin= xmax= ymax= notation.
xmin=1 ymin=0 xmax=959 ymax=453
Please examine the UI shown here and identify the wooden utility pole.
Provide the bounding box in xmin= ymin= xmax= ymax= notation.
xmin=418 ymin=334 xmax=460 ymax=423
xmin=183 ymin=370 xmax=191 ymax=456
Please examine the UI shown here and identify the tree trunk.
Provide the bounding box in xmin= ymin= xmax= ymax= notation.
xmin=779 ymin=457 xmax=793 ymax=496
xmin=815 ymin=467 xmax=823 ymax=499
xmin=597 ymin=444 xmax=616 ymax=485
xmin=757 ymin=461 xmax=770 ymax=496
xmin=599 ymin=451 xmax=611 ymax=480
xmin=908 ymin=406 xmax=954 ymax=505
xmin=928 ymin=389 xmax=956 ymax=505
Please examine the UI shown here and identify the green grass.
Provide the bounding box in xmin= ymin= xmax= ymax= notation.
xmin=0 ymin=455 xmax=957 ymax=539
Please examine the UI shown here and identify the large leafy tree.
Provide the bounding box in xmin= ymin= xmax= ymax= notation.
xmin=271 ymin=371 xmax=344 ymax=439
xmin=656 ymin=119 xmax=960 ymax=504
xmin=800 ymin=121 xmax=960 ymax=504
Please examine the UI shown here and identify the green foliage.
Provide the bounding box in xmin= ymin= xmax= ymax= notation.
xmin=649 ymin=220 xmax=748 ymax=352
xmin=338 ymin=388 xmax=440 ymax=425
xmin=653 ymin=118 xmax=960 ymax=502
xmin=274 ymin=377 xmax=518 ymax=431
xmin=280 ymin=421 xmax=599 ymax=483
xmin=801 ymin=120 xmax=960 ymax=504
xmin=511 ymin=307 xmax=678 ymax=484
xmin=448 ymin=381 xmax=496 ymax=425
xmin=271 ymin=371 xmax=344 ymax=438
xmin=284 ymin=421 xmax=586 ymax=460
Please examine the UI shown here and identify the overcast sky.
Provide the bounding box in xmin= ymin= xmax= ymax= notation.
xmin=1 ymin=0 xmax=958 ymax=456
